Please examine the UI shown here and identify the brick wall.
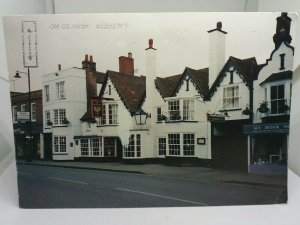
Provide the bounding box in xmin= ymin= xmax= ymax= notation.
xmin=10 ymin=90 xmax=43 ymax=123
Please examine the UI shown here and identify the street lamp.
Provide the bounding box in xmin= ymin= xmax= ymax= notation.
xmin=15 ymin=67 xmax=33 ymax=162
xmin=134 ymin=109 xmax=151 ymax=125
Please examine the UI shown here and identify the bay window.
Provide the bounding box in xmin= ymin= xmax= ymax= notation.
xmin=270 ymin=84 xmax=285 ymax=114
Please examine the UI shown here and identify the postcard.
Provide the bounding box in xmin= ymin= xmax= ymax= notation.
xmin=3 ymin=12 xmax=297 ymax=208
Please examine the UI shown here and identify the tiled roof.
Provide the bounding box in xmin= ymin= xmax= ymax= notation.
xmin=230 ymin=56 xmax=260 ymax=81
xmin=207 ymin=56 xmax=260 ymax=99
xmin=155 ymin=67 xmax=209 ymax=98
xmin=155 ymin=74 xmax=182 ymax=98
xmin=107 ymin=70 xmax=146 ymax=114
xmin=260 ymin=70 xmax=292 ymax=85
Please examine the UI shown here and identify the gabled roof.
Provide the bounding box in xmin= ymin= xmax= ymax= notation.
xmin=95 ymin=72 xmax=106 ymax=84
xmin=207 ymin=56 xmax=260 ymax=99
xmin=260 ymin=70 xmax=292 ymax=85
xmin=155 ymin=67 xmax=209 ymax=99
xmin=107 ymin=70 xmax=146 ymax=114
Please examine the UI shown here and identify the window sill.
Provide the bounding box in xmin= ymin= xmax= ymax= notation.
xmin=165 ymin=120 xmax=198 ymax=123
xmin=52 ymin=125 xmax=68 ymax=128
xmin=219 ymin=108 xmax=242 ymax=112
xmin=96 ymin=124 xmax=118 ymax=127
xmin=52 ymin=153 xmax=68 ymax=155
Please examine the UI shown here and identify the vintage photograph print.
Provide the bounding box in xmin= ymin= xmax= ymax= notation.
xmin=3 ymin=12 xmax=297 ymax=208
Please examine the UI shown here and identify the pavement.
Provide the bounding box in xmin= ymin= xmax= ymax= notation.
xmin=17 ymin=160 xmax=287 ymax=187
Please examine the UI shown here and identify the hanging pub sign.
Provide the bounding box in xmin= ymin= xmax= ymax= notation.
xmin=90 ymin=98 xmax=102 ymax=118
xmin=206 ymin=113 xmax=225 ymax=122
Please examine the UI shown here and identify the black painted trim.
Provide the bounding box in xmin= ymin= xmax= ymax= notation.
xmin=219 ymin=108 xmax=242 ymax=112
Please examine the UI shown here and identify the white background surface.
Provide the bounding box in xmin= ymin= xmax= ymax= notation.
xmin=1 ymin=1 xmax=300 ymax=225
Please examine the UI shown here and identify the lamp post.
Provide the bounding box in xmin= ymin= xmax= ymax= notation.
xmin=15 ymin=67 xmax=33 ymax=162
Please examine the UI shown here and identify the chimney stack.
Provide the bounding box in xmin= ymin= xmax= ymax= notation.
xmin=58 ymin=64 xmax=61 ymax=71
xmin=207 ymin=22 xmax=227 ymax=88
xmin=82 ymin=54 xmax=96 ymax=71
xmin=273 ymin=12 xmax=292 ymax=48
xmin=119 ymin=52 xmax=134 ymax=75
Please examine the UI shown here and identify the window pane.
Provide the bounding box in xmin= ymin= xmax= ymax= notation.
xmin=278 ymin=85 xmax=285 ymax=99
xmin=81 ymin=139 xmax=89 ymax=156
xmin=270 ymin=86 xmax=277 ymax=100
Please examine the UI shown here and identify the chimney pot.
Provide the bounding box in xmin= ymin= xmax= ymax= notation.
xmin=128 ymin=52 xmax=132 ymax=58
xmin=85 ymin=54 xmax=88 ymax=61
xmin=58 ymin=64 xmax=61 ymax=71
xmin=90 ymin=55 xmax=93 ymax=62
xmin=217 ymin=21 xmax=222 ymax=30
xmin=149 ymin=39 xmax=153 ymax=48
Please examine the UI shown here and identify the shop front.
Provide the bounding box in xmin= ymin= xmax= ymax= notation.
xmin=244 ymin=123 xmax=288 ymax=175
xmin=13 ymin=122 xmax=43 ymax=159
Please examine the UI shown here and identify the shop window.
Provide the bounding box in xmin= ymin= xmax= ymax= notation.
xmin=223 ymin=85 xmax=239 ymax=109
xmin=91 ymin=138 xmax=101 ymax=156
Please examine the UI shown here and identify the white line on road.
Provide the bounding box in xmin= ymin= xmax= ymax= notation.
xmin=18 ymin=172 xmax=32 ymax=176
xmin=48 ymin=176 xmax=88 ymax=185
xmin=115 ymin=187 xmax=208 ymax=206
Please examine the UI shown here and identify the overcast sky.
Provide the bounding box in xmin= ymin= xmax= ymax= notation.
xmin=3 ymin=12 xmax=297 ymax=92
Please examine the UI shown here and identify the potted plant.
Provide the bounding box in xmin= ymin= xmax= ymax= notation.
xmin=47 ymin=121 xmax=53 ymax=126
xmin=171 ymin=112 xmax=181 ymax=121
xmin=257 ymin=101 xmax=269 ymax=113
xmin=159 ymin=114 xmax=168 ymax=121
xmin=62 ymin=118 xmax=70 ymax=125
xmin=242 ymin=105 xmax=253 ymax=116
xmin=279 ymin=104 xmax=290 ymax=113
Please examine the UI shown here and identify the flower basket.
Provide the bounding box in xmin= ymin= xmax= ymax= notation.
xmin=47 ymin=121 xmax=53 ymax=126
xmin=62 ymin=118 xmax=70 ymax=125
xmin=242 ymin=106 xmax=253 ymax=116
xmin=257 ymin=101 xmax=269 ymax=113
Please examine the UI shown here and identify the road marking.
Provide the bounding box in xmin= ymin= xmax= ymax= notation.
xmin=18 ymin=172 xmax=32 ymax=176
xmin=48 ymin=176 xmax=88 ymax=185
xmin=115 ymin=188 xmax=208 ymax=206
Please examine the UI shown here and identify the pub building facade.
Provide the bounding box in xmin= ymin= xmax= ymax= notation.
xmin=41 ymin=13 xmax=294 ymax=174
xmin=10 ymin=90 xmax=43 ymax=159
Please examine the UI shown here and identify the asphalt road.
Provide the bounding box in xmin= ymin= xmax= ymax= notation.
xmin=17 ymin=164 xmax=286 ymax=208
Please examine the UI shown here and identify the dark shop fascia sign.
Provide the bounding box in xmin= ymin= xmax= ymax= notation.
xmin=243 ymin=123 xmax=289 ymax=134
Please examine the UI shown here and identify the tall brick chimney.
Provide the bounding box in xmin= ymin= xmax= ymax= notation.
xmin=119 ymin=52 xmax=134 ymax=75
xmin=82 ymin=54 xmax=96 ymax=71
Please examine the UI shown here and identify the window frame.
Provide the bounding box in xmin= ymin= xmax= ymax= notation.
xmin=56 ymin=81 xmax=65 ymax=99
xmin=53 ymin=136 xmax=67 ymax=153
xmin=31 ymin=103 xmax=36 ymax=122
xmin=270 ymin=83 xmax=286 ymax=115
xmin=44 ymin=84 xmax=50 ymax=102
xmin=158 ymin=137 xmax=166 ymax=156
xmin=12 ymin=106 xmax=17 ymax=123
xmin=124 ymin=134 xmax=142 ymax=158
xmin=223 ymin=85 xmax=240 ymax=109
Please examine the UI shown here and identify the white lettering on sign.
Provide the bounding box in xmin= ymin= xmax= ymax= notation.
xmin=21 ymin=21 xmax=38 ymax=67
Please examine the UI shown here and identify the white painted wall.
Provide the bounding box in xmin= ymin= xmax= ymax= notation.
xmin=42 ymin=67 xmax=87 ymax=160
xmin=253 ymin=42 xmax=294 ymax=123
xmin=208 ymin=68 xmax=250 ymax=121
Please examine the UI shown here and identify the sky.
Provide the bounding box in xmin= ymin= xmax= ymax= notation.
xmin=3 ymin=12 xmax=297 ymax=92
